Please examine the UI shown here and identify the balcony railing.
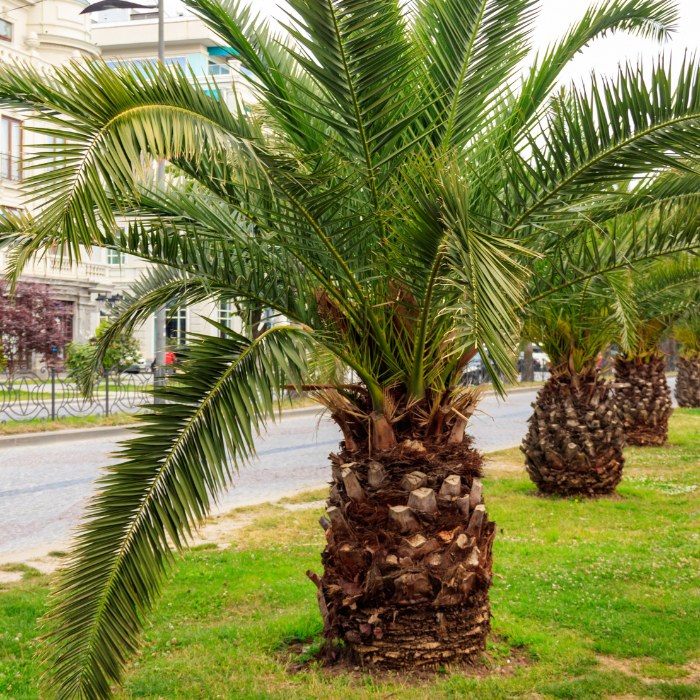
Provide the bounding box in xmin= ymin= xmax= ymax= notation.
xmin=23 ymin=256 xmax=108 ymax=281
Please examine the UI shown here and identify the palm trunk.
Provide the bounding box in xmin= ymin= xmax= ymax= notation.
xmin=613 ymin=355 xmax=673 ymax=446
xmin=675 ymin=356 xmax=700 ymax=407
xmin=521 ymin=368 xmax=625 ymax=496
xmin=310 ymin=434 xmax=494 ymax=669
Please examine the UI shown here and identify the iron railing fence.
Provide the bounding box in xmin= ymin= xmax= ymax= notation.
xmin=0 ymin=368 xmax=154 ymax=423
xmin=1 ymin=356 xmax=678 ymax=424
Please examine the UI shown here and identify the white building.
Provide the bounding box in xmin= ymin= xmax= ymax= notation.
xmin=0 ymin=0 xmax=249 ymax=369
xmin=91 ymin=5 xmax=255 ymax=109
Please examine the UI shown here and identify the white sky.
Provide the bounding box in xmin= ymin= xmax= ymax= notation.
xmin=241 ymin=0 xmax=700 ymax=86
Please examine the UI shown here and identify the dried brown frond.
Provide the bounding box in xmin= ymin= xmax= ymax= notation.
xmin=309 ymin=387 xmax=368 ymax=421
xmin=445 ymin=385 xmax=485 ymax=427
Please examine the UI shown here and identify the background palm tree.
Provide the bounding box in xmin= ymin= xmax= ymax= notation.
xmin=520 ymin=208 xmax=700 ymax=495
xmin=520 ymin=260 xmax=628 ymax=496
xmin=674 ymin=310 xmax=700 ymax=407
xmin=4 ymin=0 xmax=700 ymax=697
xmin=613 ymin=255 xmax=700 ymax=446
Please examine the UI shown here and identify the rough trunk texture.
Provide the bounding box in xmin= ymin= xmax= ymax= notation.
xmin=613 ymin=355 xmax=673 ymax=446
xmin=521 ymin=369 xmax=625 ymax=496
xmin=675 ymin=356 xmax=700 ymax=408
xmin=310 ymin=438 xmax=494 ymax=669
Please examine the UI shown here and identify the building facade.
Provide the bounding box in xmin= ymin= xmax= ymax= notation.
xmin=0 ymin=1 xmax=247 ymax=369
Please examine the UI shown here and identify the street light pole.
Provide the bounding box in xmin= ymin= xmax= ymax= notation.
xmin=81 ymin=0 xmax=166 ymax=398
xmin=157 ymin=0 xmax=164 ymax=63
xmin=153 ymin=0 xmax=167 ymax=401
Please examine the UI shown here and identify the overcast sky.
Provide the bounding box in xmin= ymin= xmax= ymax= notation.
xmin=233 ymin=0 xmax=700 ymax=87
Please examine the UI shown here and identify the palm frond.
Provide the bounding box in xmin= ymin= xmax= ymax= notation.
xmin=414 ymin=0 xmax=537 ymax=150
xmin=39 ymin=327 xmax=309 ymax=700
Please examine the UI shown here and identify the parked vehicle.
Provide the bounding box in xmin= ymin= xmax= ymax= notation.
xmin=123 ymin=359 xmax=150 ymax=374
xmin=518 ymin=345 xmax=550 ymax=372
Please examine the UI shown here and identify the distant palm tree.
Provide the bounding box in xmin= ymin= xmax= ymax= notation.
xmin=3 ymin=0 xmax=700 ymax=697
xmin=613 ymin=255 xmax=700 ymax=446
xmin=674 ymin=311 xmax=700 ymax=407
xmin=521 ymin=211 xmax=700 ymax=495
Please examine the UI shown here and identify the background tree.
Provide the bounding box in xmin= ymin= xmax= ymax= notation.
xmin=5 ymin=0 xmax=700 ymax=697
xmin=674 ymin=311 xmax=700 ymax=407
xmin=613 ymin=255 xmax=700 ymax=446
xmin=0 ymin=280 xmax=69 ymax=374
xmin=65 ymin=320 xmax=143 ymax=375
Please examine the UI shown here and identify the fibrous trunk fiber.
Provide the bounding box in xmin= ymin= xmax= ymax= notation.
xmin=613 ymin=355 xmax=672 ymax=446
xmin=310 ymin=438 xmax=494 ymax=669
xmin=521 ymin=369 xmax=625 ymax=496
xmin=675 ymin=356 xmax=700 ymax=408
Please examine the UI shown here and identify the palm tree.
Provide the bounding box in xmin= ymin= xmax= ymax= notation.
xmin=520 ymin=210 xmax=700 ymax=495
xmin=613 ymin=256 xmax=700 ymax=445
xmin=674 ymin=311 xmax=700 ymax=407
xmin=520 ymin=261 xmax=627 ymax=496
xmin=4 ymin=0 xmax=700 ymax=696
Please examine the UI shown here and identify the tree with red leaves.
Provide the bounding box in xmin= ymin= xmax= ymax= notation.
xmin=0 ymin=281 xmax=70 ymax=374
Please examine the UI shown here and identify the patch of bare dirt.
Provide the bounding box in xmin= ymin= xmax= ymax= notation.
xmin=483 ymin=460 xmax=526 ymax=478
xmin=189 ymin=499 xmax=327 ymax=549
xmin=0 ymin=571 xmax=23 ymax=584
xmin=596 ymin=654 xmax=700 ymax=685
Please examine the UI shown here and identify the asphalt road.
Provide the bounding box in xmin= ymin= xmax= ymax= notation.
xmin=0 ymin=380 xmax=676 ymax=560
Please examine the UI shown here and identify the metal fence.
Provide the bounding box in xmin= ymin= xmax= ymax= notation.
xmin=0 ymin=368 xmax=154 ymax=423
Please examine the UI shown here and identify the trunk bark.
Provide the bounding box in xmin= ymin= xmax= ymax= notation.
xmin=675 ymin=356 xmax=700 ymax=408
xmin=613 ymin=355 xmax=673 ymax=446
xmin=521 ymin=368 xmax=625 ymax=496
xmin=311 ymin=438 xmax=494 ymax=669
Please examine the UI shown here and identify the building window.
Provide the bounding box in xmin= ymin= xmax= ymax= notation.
xmin=219 ymin=300 xmax=235 ymax=337
xmin=105 ymin=57 xmax=187 ymax=70
xmin=55 ymin=300 xmax=74 ymax=346
xmin=106 ymin=249 xmax=126 ymax=265
xmin=208 ymin=61 xmax=230 ymax=76
xmin=166 ymin=304 xmax=187 ymax=345
xmin=0 ymin=20 xmax=12 ymax=43
xmin=1 ymin=116 xmax=21 ymax=181
xmin=43 ymin=134 xmax=65 ymax=169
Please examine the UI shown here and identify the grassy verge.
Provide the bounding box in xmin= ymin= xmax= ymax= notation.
xmin=0 ymin=398 xmax=321 ymax=436
xmin=0 ymin=412 xmax=142 ymax=436
xmin=1 ymin=411 xmax=699 ymax=699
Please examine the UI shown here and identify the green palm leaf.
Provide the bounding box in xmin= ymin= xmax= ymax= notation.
xmin=39 ymin=327 xmax=309 ymax=700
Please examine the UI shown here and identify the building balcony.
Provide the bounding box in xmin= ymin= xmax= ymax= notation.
xmin=23 ymin=255 xmax=108 ymax=282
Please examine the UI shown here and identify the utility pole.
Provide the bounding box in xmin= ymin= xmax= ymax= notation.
xmin=80 ymin=0 xmax=166 ymax=395
xmin=153 ymin=0 xmax=166 ymax=400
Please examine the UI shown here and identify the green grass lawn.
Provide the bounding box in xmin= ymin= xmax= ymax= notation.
xmin=0 ymin=412 xmax=142 ymax=436
xmin=1 ymin=411 xmax=699 ymax=699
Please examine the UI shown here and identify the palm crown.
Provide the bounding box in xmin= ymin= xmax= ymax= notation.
xmin=522 ymin=211 xmax=700 ymax=375
xmin=4 ymin=0 xmax=700 ymax=697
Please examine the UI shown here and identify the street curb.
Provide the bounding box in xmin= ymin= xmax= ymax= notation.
xmin=0 ymin=425 xmax=134 ymax=449
xmin=0 ymin=405 xmax=327 ymax=450
xmin=0 ymin=411 xmax=523 ymax=452
xmin=483 ymin=385 xmax=541 ymax=397
xmin=0 ymin=395 xmax=542 ymax=450
xmin=482 ymin=442 xmax=522 ymax=454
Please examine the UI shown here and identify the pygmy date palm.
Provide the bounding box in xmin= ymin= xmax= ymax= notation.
xmin=5 ymin=0 xmax=700 ymax=696
xmin=520 ymin=210 xmax=700 ymax=495
xmin=613 ymin=255 xmax=700 ymax=446
xmin=674 ymin=311 xmax=700 ymax=407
